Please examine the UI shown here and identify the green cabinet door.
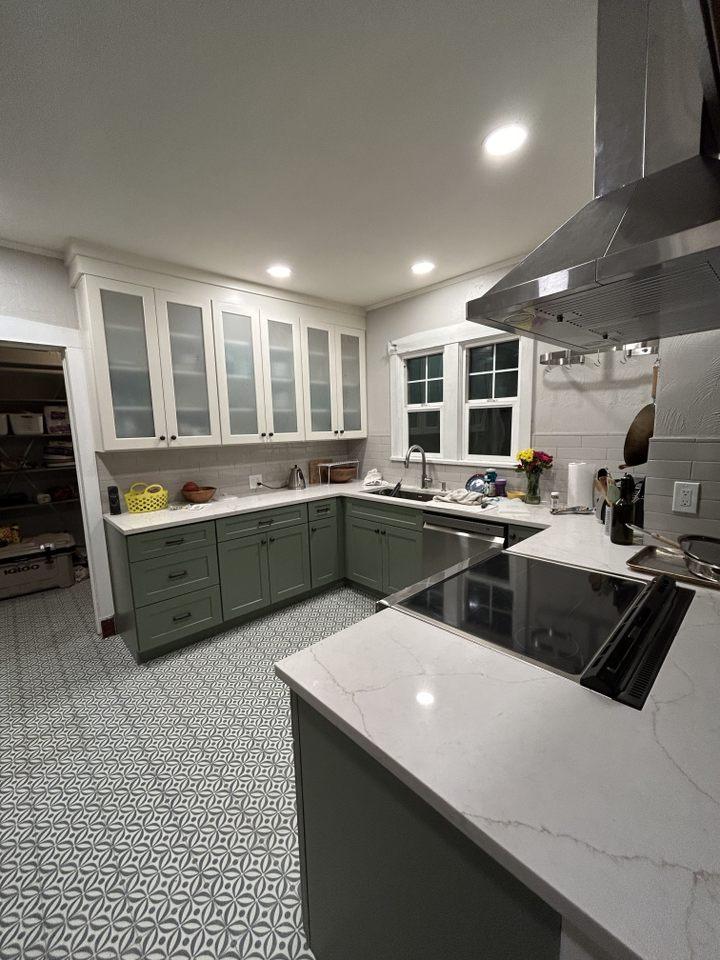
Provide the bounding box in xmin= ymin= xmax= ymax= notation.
xmin=382 ymin=525 xmax=423 ymax=594
xmin=268 ymin=525 xmax=311 ymax=604
xmin=345 ymin=516 xmax=383 ymax=591
xmin=218 ymin=533 xmax=271 ymax=620
xmin=310 ymin=518 xmax=339 ymax=589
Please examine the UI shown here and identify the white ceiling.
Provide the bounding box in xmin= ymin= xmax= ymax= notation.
xmin=0 ymin=0 xmax=597 ymax=307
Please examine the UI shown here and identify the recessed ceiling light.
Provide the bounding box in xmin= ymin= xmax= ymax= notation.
xmin=411 ymin=261 xmax=435 ymax=276
xmin=416 ymin=690 xmax=435 ymax=706
xmin=483 ymin=123 xmax=528 ymax=157
xmin=267 ymin=264 xmax=292 ymax=279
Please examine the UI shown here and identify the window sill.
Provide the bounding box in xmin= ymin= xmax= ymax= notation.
xmin=391 ymin=456 xmax=520 ymax=470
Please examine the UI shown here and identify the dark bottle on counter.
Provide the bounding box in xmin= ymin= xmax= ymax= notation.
xmin=610 ymin=475 xmax=636 ymax=545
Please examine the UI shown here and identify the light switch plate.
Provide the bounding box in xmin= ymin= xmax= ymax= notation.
xmin=249 ymin=474 xmax=262 ymax=489
xmin=672 ymin=481 xmax=700 ymax=514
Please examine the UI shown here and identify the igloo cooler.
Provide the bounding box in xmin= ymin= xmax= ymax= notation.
xmin=0 ymin=533 xmax=75 ymax=600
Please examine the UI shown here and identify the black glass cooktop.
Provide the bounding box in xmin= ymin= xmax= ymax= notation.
xmin=399 ymin=552 xmax=645 ymax=676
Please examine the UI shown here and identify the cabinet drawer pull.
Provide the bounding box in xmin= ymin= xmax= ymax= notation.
xmin=172 ymin=611 xmax=192 ymax=622
xmin=258 ymin=519 xmax=273 ymax=526
xmin=168 ymin=570 xmax=187 ymax=580
xmin=165 ymin=537 xmax=185 ymax=546
xmin=316 ymin=506 xmax=330 ymax=514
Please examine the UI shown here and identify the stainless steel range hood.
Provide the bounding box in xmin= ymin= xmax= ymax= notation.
xmin=467 ymin=0 xmax=720 ymax=350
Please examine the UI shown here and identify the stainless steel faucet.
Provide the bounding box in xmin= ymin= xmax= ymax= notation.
xmin=404 ymin=444 xmax=432 ymax=489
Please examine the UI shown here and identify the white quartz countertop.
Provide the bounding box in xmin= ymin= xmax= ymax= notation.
xmin=276 ymin=516 xmax=720 ymax=960
xmin=104 ymin=480 xmax=559 ymax=535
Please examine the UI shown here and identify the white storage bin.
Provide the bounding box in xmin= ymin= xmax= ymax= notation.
xmin=0 ymin=413 xmax=8 ymax=435
xmin=9 ymin=412 xmax=44 ymax=435
xmin=0 ymin=533 xmax=76 ymax=600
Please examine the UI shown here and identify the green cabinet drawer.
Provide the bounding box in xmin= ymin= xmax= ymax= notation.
xmin=131 ymin=546 xmax=219 ymax=608
xmin=309 ymin=498 xmax=337 ymax=521
xmin=216 ymin=504 xmax=308 ymax=542
xmin=135 ymin=586 xmax=222 ymax=654
xmin=347 ymin=497 xmax=422 ymax=531
xmin=345 ymin=516 xmax=384 ymax=591
xmin=268 ymin=525 xmax=311 ymax=604
xmin=127 ymin=521 xmax=216 ymax=563
xmin=218 ymin=533 xmax=271 ymax=620
xmin=310 ymin=517 xmax=339 ymax=589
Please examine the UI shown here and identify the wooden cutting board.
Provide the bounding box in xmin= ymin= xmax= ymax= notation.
xmin=308 ymin=458 xmax=326 ymax=485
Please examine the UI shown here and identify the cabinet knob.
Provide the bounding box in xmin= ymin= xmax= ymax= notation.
xmin=311 ymin=526 xmax=317 ymax=532
xmin=170 ymin=435 xmax=177 ymax=441
xmin=268 ymin=432 xmax=274 ymax=438
xmin=159 ymin=435 xmax=166 ymax=441
xmin=261 ymin=432 xmax=266 ymax=438
xmin=269 ymin=536 xmax=275 ymax=543
xmin=374 ymin=528 xmax=380 ymax=534
xmin=380 ymin=529 xmax=386 ymax=536
xmin=334 ymin=430 xmax=339 ymax=435
xmin=340 ymin=429 xmax=345 ymax=434
xmin=261 ymin=539 xmax=267 ymax=545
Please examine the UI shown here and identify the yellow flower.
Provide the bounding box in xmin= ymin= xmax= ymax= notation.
xmin=517 ymin=448 xmax=534 ymax=462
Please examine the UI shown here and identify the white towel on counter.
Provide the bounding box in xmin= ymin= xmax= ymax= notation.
xmin=362 ymin=468 xmax=384 ymax=488
xmin=432 ymin=488 xmax=487 ymax=504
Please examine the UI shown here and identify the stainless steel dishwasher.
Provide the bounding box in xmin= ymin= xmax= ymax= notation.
xmin=420 ymin=513 xmax=506 ymax=578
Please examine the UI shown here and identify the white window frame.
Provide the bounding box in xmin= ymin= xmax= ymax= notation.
xmin=462 ymin=336 xmax=522 ymax=467
xmin=401 ymin=348 xmax=445 ymax=457
xmin=389 ymin=322 xmax=533 ymax=468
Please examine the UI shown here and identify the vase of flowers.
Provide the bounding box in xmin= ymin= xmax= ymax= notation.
xmin=516 ymin=448 xmax=554 ymax=504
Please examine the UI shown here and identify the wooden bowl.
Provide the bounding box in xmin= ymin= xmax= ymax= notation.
xmin=182 ymin=486 xmax=216 ymax=503
xmin=329 ymin=467 xmax=356 ymax=483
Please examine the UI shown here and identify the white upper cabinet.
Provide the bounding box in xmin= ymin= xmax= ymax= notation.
xmin=77 ymin=262 xmax=365 ymax=451
xmin=301 ymin=318 xmax=367 ymax=439
xmin=336 ymin=326 xmax=367 ymax=439
xmin=260 ymin=306 xmax=305 ymax=442
xmin=213 ymin=298 xmax=268 ymax=444
xmin=83 ymin=276 xmax=167 ymax=450
xmin=154 ymin=291 xmax=220 ymax=447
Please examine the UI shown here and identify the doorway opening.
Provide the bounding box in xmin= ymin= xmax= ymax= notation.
xmin=0 ymin=344 xmax=89 ymax=603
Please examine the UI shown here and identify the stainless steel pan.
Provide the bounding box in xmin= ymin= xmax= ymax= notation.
xmin=630 ymin=525 xmax=720 ymax=584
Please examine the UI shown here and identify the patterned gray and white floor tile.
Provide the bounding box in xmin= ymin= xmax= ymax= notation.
xmin=0 ymin=582 xmax=376 ymax=960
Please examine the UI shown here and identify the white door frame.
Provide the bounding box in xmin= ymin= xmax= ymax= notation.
xmin=0 ymin=315 xmax=112 ymax=632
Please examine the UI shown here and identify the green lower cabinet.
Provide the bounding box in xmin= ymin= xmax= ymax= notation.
xmin=345 ymin=515 xmax=422 ymax=594
xmin=310 ymin=518 xmax=339 ymax=589
xmin=382 ymin=525 xmax=422 ymax=594
xmin=268 ymin=525 xmax=311 ymax=603
xmin=135 ymin=586 xmax=223 ymax=656
xmin=344 ymin=516 xmax=384 ymax=591
xmin=218 ymin=533 xmax=271 ymax=620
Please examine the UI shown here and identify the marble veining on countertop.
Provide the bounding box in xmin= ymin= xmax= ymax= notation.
xmin=276 ymin=519 xmax=720 ymax=960
xmin=103 ymin=479 xmax=562 ymax=534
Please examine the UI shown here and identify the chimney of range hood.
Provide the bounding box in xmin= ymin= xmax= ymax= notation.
xmin=467 ymin=0 xmax=720 ymax=351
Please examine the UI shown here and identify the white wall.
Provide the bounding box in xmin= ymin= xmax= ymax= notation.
xmin=0 ymin=246 xmax=78 ymax=328
xmin=361 ymin=263 xmax=654 ymax=496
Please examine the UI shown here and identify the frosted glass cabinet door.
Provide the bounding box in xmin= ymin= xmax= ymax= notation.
xmin=260 ymin=313 xmax=305 ymax=441
xmin=301 ymin=321 xmax=337 ymax=439
xmin=213 ymin=300 xmax=267 ymax=444
xmin=155 ymin=292 xmax=220 ymax=447
xmin=83 ymin=276 xmax=167 ymax=450
xmin=336 ymin=328 xmax=367 ymax=438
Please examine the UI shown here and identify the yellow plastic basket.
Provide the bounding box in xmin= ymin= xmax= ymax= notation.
xmin=123 ymin=482 xmax=169 ymax=514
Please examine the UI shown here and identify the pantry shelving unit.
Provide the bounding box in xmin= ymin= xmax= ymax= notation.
xmin=0 ymin=349 xmax=85 ymax=550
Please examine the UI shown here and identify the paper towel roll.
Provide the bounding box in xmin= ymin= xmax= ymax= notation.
xmin=567 ymin=461 xmax=595 ymax=508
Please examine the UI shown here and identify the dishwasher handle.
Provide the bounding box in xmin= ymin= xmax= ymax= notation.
xmin=422 ymin=515 xmax=507 ymax=543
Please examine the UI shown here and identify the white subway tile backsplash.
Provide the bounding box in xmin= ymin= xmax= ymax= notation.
xmin=648 ymin=439 xmax=701 ymax=461
xmin=691 ymin=461 xmax=720 ymax=482
xmin=643 ymin=511 xmax=720 ymax=538
xmin=644 ymin=459 xmax=693 ymax=479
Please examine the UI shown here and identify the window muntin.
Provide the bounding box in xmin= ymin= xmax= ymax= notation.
xmin=467 ymin=340 xmax=518 ymax=402
xmin=406 ymin=353 xmax=443 ymax=405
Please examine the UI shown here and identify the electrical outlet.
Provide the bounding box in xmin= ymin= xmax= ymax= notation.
xmin=249 ymin=474 xmax=262 ymax=490
xmin=672 ymin=480 xmax=700 ymax=514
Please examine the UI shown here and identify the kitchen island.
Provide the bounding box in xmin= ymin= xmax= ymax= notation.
xmin=276 ymin=514 xmax=720 ymax=960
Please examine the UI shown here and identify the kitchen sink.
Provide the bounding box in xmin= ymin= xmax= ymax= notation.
xmin=368 ymin=488 xmax=437 ymax=503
